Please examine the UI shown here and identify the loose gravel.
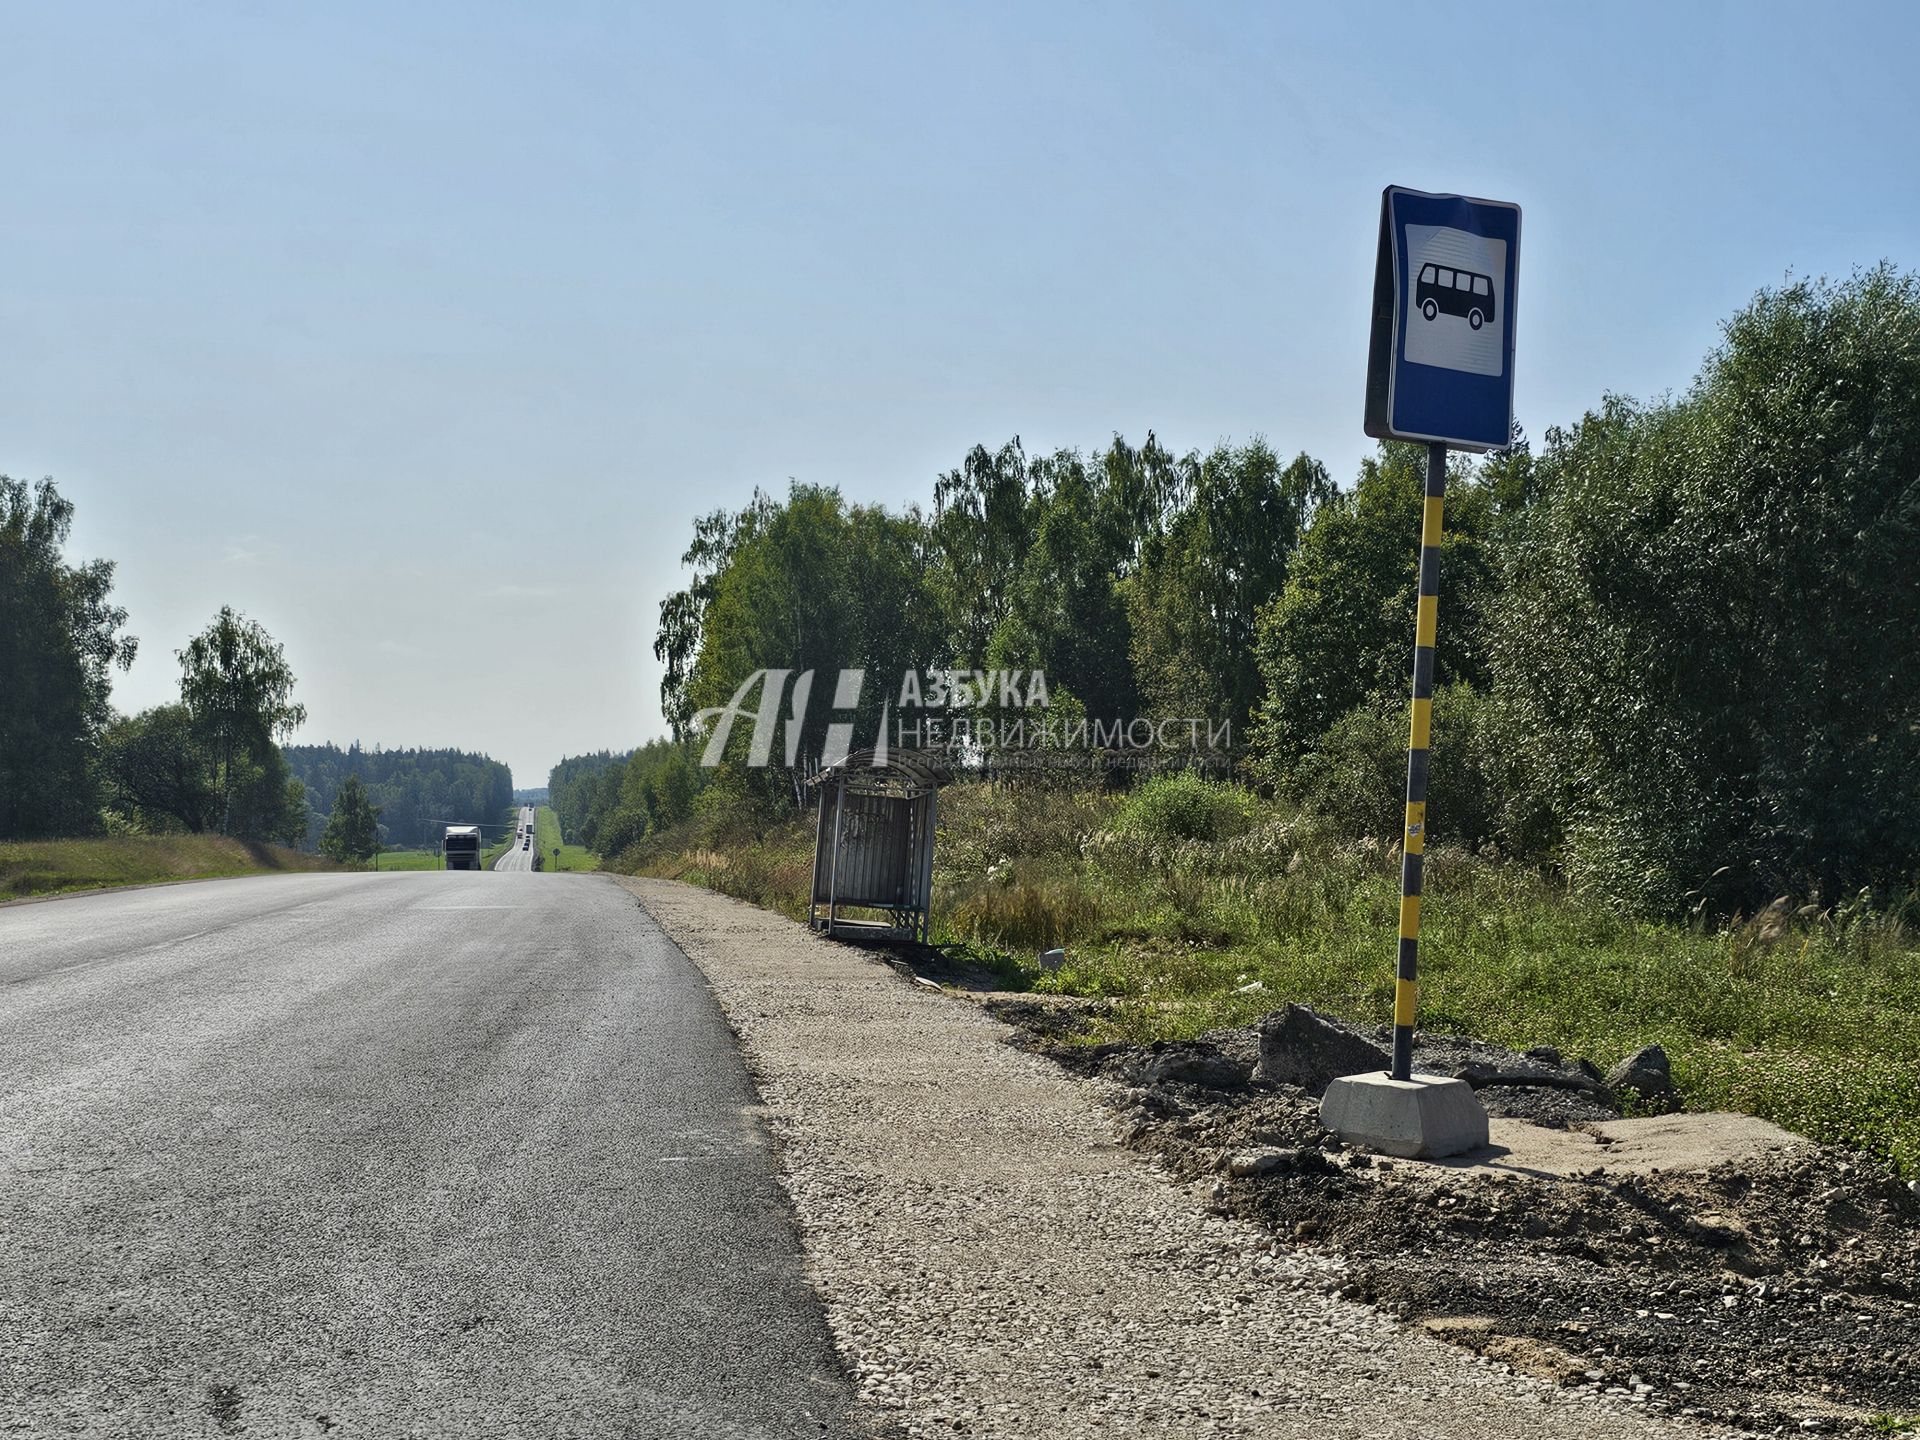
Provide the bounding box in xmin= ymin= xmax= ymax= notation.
xmin=620 ymin=879 xmax=1713 ymax=1440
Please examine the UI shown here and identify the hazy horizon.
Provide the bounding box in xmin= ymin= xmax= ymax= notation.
xmin=5 ymin=1 xmax=1916 ymax=789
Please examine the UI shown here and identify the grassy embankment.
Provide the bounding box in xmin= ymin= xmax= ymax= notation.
xmin=620 ymin=778 xmax=1920 ymax=1176
xmin=481 ymin=828 xmax=516 ymax=868
xmin=0 ymin=835 xmax=340 ymax=901
xmin=535 ymin=805 xmax=597 ymax=871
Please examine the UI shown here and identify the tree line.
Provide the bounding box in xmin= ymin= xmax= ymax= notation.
xmin=1 ymin=485 xmax=310 ymax=846
xmin=651 ymin=269 xmax=1920 ymax=916
xmin=1 ymin=478 xmax=140 ymax=838
xmin=547 ymin=740 xmax=703 ymax=857
xmin=284 ymin=744 xmax=513 ymax=851
xmin=1 ymin=480 xmax=515 ymax=857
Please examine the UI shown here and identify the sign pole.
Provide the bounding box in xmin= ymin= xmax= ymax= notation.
xmin=1330 ymin=183 xmax=1511 ymax=1155
xmin=1391 ymin=442 xmax=1447 ymax=1081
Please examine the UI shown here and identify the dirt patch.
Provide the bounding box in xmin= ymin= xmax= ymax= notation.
xmin=984 ymin=998 xmax=1920 ymax=1436
xmin=1456 ymin=1112 xmax=1812 ymax=1181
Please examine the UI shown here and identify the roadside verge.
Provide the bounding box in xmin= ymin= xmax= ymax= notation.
xmin=0 ymin=835 xmax=337 ymax=903
xmin=618 ymin=876 xmax=1698 ymax=1440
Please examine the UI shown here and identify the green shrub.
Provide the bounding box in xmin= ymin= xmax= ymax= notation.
xmin=1284 ymin=684 xmax=1553 ymax=855
xmin=1489 ymin=268 xmax=1920 ymax=914
xmin=593 ymin=803 xmax=650 ymax=859
xmin=1111 ymin=771 xmax=1259 ymax=843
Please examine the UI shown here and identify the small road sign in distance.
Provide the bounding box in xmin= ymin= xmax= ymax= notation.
xmin=1364 ymin=185 xmax=1521 ymax=452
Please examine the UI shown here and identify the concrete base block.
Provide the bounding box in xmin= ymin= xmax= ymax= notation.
xmin=1319 ymin=1071 xmax=1490 ymax=1160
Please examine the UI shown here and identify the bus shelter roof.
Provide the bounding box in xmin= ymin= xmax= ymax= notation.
xmin=808 ymin=747 xmax=952 ymax=798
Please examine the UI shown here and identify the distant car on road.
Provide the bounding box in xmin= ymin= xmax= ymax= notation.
xmin=523 ymin=837 xmax=531 ymax=850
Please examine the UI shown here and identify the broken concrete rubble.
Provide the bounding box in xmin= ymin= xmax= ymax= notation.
xmin=1605 ymin=1042 xmax=1678 ymax=1103
xmin=1255 ymin=1003 xmax=1390 ymax=1093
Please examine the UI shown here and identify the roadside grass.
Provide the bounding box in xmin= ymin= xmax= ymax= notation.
xmin=615 ymin=779 xmax=1920 ymax=1177
xmin=0 ymin=834 xmax=340 ymax=900
xmin=368 ymin=848 xmax=440 ymax=871
xmin=622 ymin=808 xmax=813 ymax=922
xmin=535 ymin=806 xmax=597 ymax=872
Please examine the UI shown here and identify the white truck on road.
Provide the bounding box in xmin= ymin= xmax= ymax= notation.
xmin=443 ymin=825 xmax=483 ymax=870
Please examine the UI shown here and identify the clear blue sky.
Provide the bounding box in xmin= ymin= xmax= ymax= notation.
xmin=4 ymin=1 xmax=1915 ymax=789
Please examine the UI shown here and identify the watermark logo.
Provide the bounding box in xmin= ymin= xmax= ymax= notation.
xmin=693 ymin=667 xmax=1228 ymax=769
xmin=902 ymin=669 xmax=1049 ymax=710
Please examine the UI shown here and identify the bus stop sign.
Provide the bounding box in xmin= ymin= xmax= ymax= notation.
xmin=1364 ymin=186 xmax=1521 ymax=452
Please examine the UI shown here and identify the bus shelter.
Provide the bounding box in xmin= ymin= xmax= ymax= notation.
xmin=809 ymin=748 xmax=950 ymax=944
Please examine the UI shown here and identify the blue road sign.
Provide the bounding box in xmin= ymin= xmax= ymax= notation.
xmin=1364 ymin=186 xmax=1521 ymax=452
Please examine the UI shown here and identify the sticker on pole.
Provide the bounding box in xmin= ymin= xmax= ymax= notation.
xmin=1364 ymin=185 xmax=1521 ymax=452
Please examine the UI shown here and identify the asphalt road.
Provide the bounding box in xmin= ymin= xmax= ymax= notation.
xmin=0 ymin=871 xmax=862 ymax=1438
xmin=494 ymin=804 xmax=538 ymax=872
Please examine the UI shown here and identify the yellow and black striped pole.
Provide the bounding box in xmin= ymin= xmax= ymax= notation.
xmin=1392 ymin=442 xmax=1447 ymax=1082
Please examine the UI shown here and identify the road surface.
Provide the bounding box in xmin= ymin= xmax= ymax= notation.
xmin=0 ymin=871 xmax=861 ymax=1438
xmin=493 ymin=803 xmax=539 ymax=872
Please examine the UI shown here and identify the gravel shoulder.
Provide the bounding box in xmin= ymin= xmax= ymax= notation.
xmin=619 ymin=877 xmax=1711 ymax=1440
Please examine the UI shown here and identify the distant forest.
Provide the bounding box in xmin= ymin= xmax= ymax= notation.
xmin=286 ymin=744 xmax=514 ymax=850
